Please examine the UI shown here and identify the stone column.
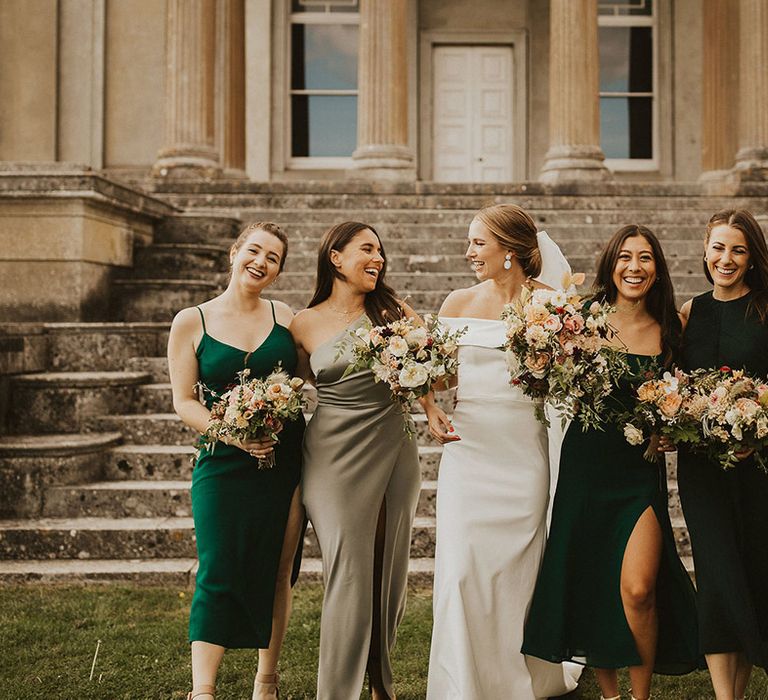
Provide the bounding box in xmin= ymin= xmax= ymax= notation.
xmin=700 ymin=0 xmax=739 ymax=179
xmin=153 ymin=0 xmax=220 ymax=178
xmin=539 ymin=0 xmax=611 ymax=183
xmin=732 ymin=0 xmax=768 ymax=180
xmin=216 ymin=0 xmax=246 ymax=174
xmin=351 ymin=0 xmax=415 ymax=180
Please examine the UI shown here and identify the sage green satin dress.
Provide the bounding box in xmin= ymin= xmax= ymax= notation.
xmin=302 ymin=316 xmax=421 ymax=700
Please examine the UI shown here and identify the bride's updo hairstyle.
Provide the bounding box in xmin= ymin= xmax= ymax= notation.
xmin=474 ymin=204 xmax=542 ymax=278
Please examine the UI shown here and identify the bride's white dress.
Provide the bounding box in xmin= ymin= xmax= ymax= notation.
xmin=427 ymin=317 xmax=581 ymax=700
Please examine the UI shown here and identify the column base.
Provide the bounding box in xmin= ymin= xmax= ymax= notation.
xmin=350 ymin=144 xmax=416 ymax=181
xmin=539 ymin=145 xmax=612 ymax=183
xmin=152 ymin=144 xmax=221 ymax=179
xmin=731 ymin=146 xmax=768 ymax=182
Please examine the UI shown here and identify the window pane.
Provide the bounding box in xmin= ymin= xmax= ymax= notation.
xmin=600 ymin=97 xmax=653 ymax=159
xmin=291 ymin=24 xmax=358 ymax=90
xmin=599 ymin=26 xmax=652 ymax=93
xmin=292 ymin=95 xmax=358 ymax=157
xmin=598 ymin=0 xmax=652 ymax=15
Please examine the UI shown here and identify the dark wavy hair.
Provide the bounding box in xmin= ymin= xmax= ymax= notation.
xmin=704 ymin=209 xmax=768 ymax=323
xmin=593 ymin=224 xmax=681 ymax=367
xmin=307 ymin=221 xmax=403 ymax=326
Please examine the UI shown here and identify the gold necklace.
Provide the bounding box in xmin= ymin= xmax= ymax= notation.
xmin=327 ymin=303 xmax=365 ymax=318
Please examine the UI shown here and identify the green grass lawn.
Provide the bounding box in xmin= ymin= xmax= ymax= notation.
xmin=1 ymin=583 xmax=766 ymax=699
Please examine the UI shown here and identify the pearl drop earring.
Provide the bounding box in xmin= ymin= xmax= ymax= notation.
xmin=504 ymin=253 xmax=513 ymax=270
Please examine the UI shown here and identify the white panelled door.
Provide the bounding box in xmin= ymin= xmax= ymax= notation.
xmin=432 ymin=45 xmax=514 ymax=182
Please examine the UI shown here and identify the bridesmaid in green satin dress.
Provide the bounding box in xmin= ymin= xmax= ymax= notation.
xmin=168 ymin=222 xmax=305 ymax=700
xmin=522 ymin=226 xmax=699 ymax=700
xmin=290 ymin=222 xmax=423 ymax=700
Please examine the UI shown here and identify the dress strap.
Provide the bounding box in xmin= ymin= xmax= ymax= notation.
xmin=269 ymin=300 xmax=277 ymax=322
xmin=196 ymin=306 xmax=207 ymax=334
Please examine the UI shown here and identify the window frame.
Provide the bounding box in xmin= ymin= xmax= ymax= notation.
xmin=285 ymin=8 xmax=360 ymax=169
xmin=598 ymin=7 xmax=659 ymax=172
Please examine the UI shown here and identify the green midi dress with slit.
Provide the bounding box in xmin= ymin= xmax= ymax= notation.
xmin=188 ymin=303 xmax=305 ymax=649
xmin=522 ymin=354 xmax=700 ymax=674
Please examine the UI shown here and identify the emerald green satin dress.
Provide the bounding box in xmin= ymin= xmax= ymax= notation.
xmin=188 ymin=303 xmax=305 ymax=649
xmin=522 ymin=354 xmax=700 ymax=674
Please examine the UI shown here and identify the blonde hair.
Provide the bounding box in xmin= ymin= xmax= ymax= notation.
xmin=232 ymin=221 xmax=288 ymax=271
xmin=474 ymin=204 xmax=542 ymax=278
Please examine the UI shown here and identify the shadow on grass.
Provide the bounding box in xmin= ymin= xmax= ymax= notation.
xmin=0 ymin=583 xmax=766 ymax=699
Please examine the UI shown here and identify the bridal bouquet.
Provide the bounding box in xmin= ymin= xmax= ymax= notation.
xmin=619 ymin=367 xmax=704 ymax=461
xmin=340 ymin=315 xmax=466 ymax=435
xmin=198 ymin=367 xmax=305 ymax=468
xmin=502 ymin=273 xmax=628 ymax=429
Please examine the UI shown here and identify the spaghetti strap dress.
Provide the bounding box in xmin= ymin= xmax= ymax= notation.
xmin=301 ymin=315 xmax=421 ymax=700
xmin=678 ymin=291 xmax=768 ymax=669
xmin=522 ymin=353 xmax=700 ymax=674
xmin=188 ymin=302 xmax=305 ymax=649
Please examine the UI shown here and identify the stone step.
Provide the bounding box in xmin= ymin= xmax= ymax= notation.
xmin=0 ymin=513 xmax=692 ymax=561
xmin=8 ymin=371 xmax=152 ymax=434
xmin=0 ymin=432 xmax=123 ymax=518
xmin=111 ymin=279 xmax=220 ymax=323
xmin=96 ymin=411 xmax=435 ymax=446
xmin=126 ymin=357 xmax=169 ymax=383
xmin=40 ymin=477 xmax=439 ymax=519
xmin=0 ymin=556 xmax=441 ymax=586
xmin=0 ymin=515 xmax=438 ymax=560
xmin=104 ymin=443 xmax=442 ymax=482
xmin=125 ymin=244 xmax=230 ymax=281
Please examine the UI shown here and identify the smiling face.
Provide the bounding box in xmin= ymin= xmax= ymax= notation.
xmin=466 ymin=217 xmax=513 ymax=280
xmin=330 ymin=228 xmax=384 ymax=293
xmin=611 ymin=234 xmax=657 ymax=304
xmin=230 ymin=228 xmax=285 ymax=291
xmin=705 ymin=224 xmax=750 ymax=294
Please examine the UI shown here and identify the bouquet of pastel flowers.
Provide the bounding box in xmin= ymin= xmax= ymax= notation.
xmin=340 ymin=315 xmax=466 ymax=435
xmin=501 ymin=273 xmax=628 ymax=429
xmin=198 ymin=367 xmax=305 ymax=468
xmin=621 ymin=365 xmax=768 ymax=470
xmin=619 ymin=367 xmax=705 ymax=461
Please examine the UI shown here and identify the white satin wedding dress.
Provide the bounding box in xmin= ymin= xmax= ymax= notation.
xmin=426 ymin=316 xmax=581 ymax=700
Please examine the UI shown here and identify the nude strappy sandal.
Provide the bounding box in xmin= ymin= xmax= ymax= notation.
xmin=187 ymin=685 xmax=215 ymax=700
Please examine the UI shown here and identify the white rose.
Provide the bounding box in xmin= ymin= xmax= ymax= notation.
xmin=399 ymin=363 xmax=429 ymax=388
xmin=372 ymin=359 xmax=392 ymax=382
xmin=404 ymin=326 xmax=428 ymax=348
xmin=623 ymin=424 xmax=644 ymax=446
xmin=549 ymin=290 xmax=567 ymax=307
xmin=388 ymin=336 xmax=409 ymax=357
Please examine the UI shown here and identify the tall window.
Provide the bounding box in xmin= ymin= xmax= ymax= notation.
xmin=289 ymin=0 xmax=359 ymax=164
xmin=598 ymin=0 xmax=656 ymax=169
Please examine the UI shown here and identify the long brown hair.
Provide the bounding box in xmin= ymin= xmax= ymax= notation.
xmin=593 ymin=224 xmax=681 ymax=366
xmin=474 ymin=203 xmax=542 ymax=278
xmin=704 ymin=209 xmax=768 ymax=323
xmin=307 ymin=221 xmax=403 ymax=326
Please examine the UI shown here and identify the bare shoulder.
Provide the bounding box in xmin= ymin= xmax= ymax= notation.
xmin=679 ymin=298 xmax=693 ymax=321
xmin=290 ymin=307 xmax=319 ymax=336
xmin=439 ymin=286 xmax=477 ymax=317
xmin=170 ymin=306 xmax=203 ymax=335
xmin=270 ymin=299 xmax=295 ymax=327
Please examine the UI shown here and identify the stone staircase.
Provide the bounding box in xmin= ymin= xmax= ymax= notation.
xmin=2 ymin=181 xmax=767 ymax=585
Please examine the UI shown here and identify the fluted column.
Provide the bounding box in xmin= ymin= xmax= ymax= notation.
xmin=153 ymin=0 xmax=220 ymax=178
xmin=216 ymin=0 xmax=245 ymax=173
xmin=539 ymin=0 xmax=611 ymax=183
xmin=732 ymin=0 xmax=768 ymax=180
xmin=700 ymin=0 xmax=739 ymax=179
xmin=351 ymin=0 xmax=415 ymax=180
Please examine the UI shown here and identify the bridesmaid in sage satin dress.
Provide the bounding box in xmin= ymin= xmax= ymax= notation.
xmin=290 ymin=221 xmax=422 ymax=700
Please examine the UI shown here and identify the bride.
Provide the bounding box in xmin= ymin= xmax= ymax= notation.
xmin=423 ymin=203 xmax=581 ymax=699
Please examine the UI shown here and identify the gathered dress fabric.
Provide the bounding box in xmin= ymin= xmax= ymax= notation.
xmin=678 ymin=291 xmax=768 ymax=669
xmin=302 ymin=315 xmax=421 ymax=700
xmin=522 ymin=353 xmax=700 ymax=675
xmin=427 ymin=317 xmax=581 ymax=700
xmin=188 ymin=304 xmax=305 ymax=649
